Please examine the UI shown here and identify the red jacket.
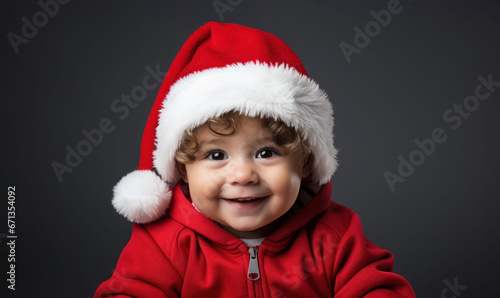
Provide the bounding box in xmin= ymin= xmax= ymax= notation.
xmin=95 ymin=181 xmax=415 ymax=297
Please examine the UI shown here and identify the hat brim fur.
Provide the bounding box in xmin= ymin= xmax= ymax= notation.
xmin=153 ymin=61 xmax=338 ymax=186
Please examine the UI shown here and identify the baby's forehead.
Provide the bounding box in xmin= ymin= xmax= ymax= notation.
xmin=195 ymin=114 xmax=268 ymax=130
xmin=193 ymin=115 xmax=273 ymax=139
xmin=200 ymin=115 xmax=270 ymax=133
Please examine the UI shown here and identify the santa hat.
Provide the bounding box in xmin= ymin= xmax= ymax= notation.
xmin=112 ymin=22 xmax=338 ymax=223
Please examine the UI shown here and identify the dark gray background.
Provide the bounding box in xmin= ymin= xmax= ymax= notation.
xmin=2 ymin=0 xmax=499 ymax=297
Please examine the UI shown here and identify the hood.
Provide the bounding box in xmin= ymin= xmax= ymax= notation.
xmin=165 ymin=181 xmax=333 ymax=247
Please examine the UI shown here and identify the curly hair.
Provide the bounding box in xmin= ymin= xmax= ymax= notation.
xmin=174 ymin=111 xmax=312 ymax=166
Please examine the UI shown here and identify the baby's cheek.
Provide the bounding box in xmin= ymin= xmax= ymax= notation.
xmin=206 ymin=174 xmax=226 ymax=192
xmin=278 ymin=166 xmax=302 ymax=192
xmin=284 ymin=174 xmax=303 ymax=207
xmin=192 ymin=174 xmax=225 ymax=200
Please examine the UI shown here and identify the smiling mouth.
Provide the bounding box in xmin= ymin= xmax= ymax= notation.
xmin=233 ymin=197 xmax=260 ymax=202
xmin=222 ymin=195 xmax=269 ymax=208
xmin=225 ymin=195 xmax=268 ymax=202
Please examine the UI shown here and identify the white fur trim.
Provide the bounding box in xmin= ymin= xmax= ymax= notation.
xmin=154 ymin=61 xmax=338 ymax=185
xmin=112 ymin=170 xmax=171 ymax=223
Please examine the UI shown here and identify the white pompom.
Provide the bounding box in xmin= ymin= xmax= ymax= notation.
xmin=112 ymin=170 xmax=172 ymax=224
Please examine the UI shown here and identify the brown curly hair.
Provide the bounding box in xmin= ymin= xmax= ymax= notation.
xmin=174 ymin=111 xmax=312 ymax=167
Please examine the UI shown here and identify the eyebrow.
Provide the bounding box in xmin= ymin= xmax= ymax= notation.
xmin=197 ymin=138 xmax=220 ymax=148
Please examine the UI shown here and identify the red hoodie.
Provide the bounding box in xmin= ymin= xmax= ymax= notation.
xmin=95 ymin=181 xmax=415 ymax=297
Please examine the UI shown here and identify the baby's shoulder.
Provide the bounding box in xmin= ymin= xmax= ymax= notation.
xmin=141 ymin=214 xmax=200 ymax=254
xmin=312 ymin=201 xmax=356 ymax=239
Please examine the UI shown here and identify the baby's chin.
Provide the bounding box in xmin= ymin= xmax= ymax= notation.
xmin=217 ymin=217 xmax=283 ymax=238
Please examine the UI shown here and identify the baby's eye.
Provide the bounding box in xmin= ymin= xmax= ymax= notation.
xmin=206 ymin=151 xmax=227 ymax=161
xmin=256 ymin=148 xmax=278 ymax=159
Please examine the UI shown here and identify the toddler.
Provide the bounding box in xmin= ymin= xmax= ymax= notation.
xmin=95 ymin=22 xmax=415 ymax=297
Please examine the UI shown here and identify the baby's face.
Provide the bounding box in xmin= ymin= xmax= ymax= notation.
xmin=180 ymin=116 xmax=308 ymax=238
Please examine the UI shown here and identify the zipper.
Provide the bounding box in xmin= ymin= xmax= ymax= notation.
xmin=247 ymin=246 xmax=264 ymax=298
xmin=247 ymin=246 xmax=260 ymax=281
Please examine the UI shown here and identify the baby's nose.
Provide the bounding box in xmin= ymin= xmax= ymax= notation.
xmin=227 ymin=159 xmax=259 ymax=185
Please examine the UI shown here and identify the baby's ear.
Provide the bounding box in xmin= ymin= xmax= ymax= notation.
xmin=301 ymin=154 xmax=314 ymax=179
xmin=175 ymin=161 xmax=189 ymax=183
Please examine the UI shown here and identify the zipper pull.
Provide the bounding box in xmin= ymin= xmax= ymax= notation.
xmin=247 ymin=246 xmax=260 ymax=281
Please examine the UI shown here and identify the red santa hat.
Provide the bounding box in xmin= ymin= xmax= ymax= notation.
xmin=112 ymin=22 xmax=338 ymax=223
